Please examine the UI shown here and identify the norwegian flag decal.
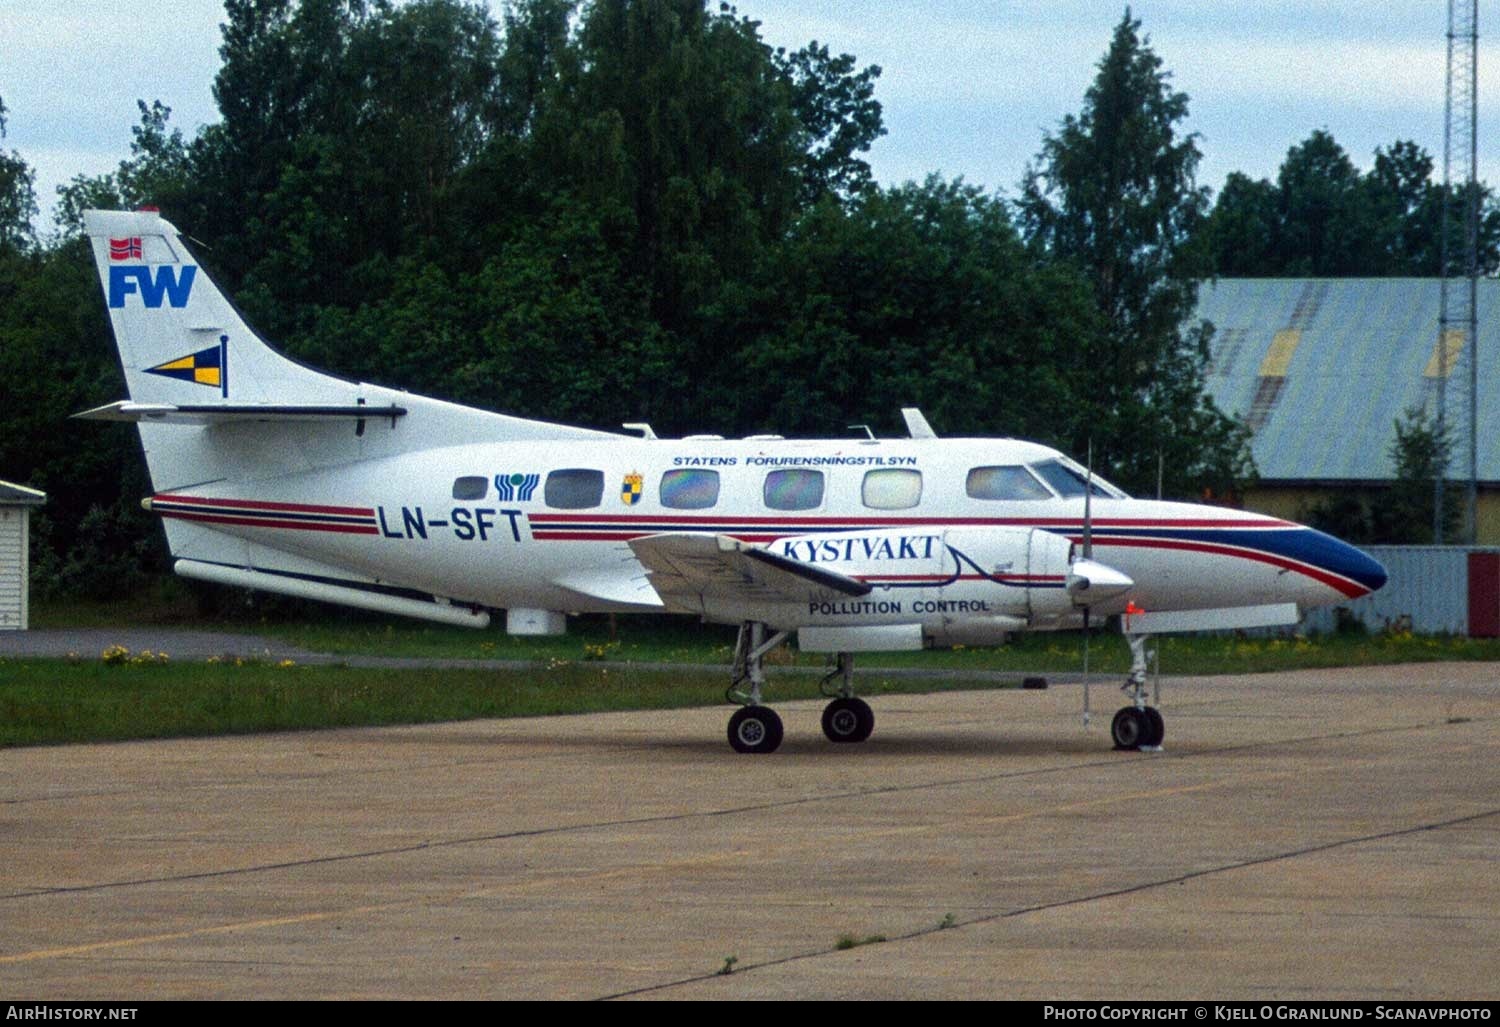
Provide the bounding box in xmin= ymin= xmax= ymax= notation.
xmin=109 ymin=237 xmax=143 ymax=261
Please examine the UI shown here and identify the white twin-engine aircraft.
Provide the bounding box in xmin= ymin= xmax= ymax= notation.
xmin=79 ymin=209 xmax=1387 ymax=754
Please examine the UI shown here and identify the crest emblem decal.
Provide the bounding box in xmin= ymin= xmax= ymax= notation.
xmin=621 ymin=471 xmax=643 ymax=506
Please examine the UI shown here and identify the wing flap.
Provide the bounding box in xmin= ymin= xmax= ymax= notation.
xmin=628 ymin=533 xmax=871 ymax=609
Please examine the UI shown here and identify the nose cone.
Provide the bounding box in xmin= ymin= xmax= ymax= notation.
xmin=1305 ymin=530 xmax=1388 ymax=597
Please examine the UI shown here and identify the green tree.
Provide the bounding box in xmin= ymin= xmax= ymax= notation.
xmin=1274 ymin=129 xmax=1365 ymax=275
xmin=1206 ymin=133 xmax=1500 ymax=277
xmin=728 ymin=178 xmax=1104 ymax=443
xmin=0 ymin=95 xmax=38 ymax=252
xmin=1365 ymin=139 xmax=1441 ymax=275
xmin=1204 ymin=171 xmax=1280 ymax=276
xmin=54 ymin=101 xmax=197 ymax=237
xmin=1017 ymin=11 xmax=1247 ymax=497
xmin=0 ymin=234 xmax=161 ymax=598
xmin=516 ymin=0 xmax=885 ymax=429
xmin=1372 ymin=406 xmax=1459 ymax=544
xmin=775 ymin=41 xmax=884 ymax=203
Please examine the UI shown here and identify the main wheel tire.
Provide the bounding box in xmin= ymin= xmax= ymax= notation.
xmin=728 ymin=706 xmax=784 ymax=754
xmin=1111 ymin=707 xmax=1146 ymax=750
xmin=1141 ymin=706 xmax=1165 ymax=748
xmin=822 ymin=697 xmax=875 ymax=743
xmin=849 ymin=697 xmax=874 ymax=742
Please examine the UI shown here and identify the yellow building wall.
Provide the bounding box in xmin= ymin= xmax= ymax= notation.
xmin=1242 ymin=485 xmax=1500 ymax=545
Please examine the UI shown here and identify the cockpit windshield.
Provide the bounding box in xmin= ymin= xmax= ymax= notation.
xmin=1029 ymin=459 xmax=1126 ymax=499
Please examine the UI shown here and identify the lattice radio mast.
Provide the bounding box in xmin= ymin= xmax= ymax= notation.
xmin=1436 ymin=0 xmax=1479 ymax=543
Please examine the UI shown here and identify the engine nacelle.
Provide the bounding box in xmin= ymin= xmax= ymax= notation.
xmin=930 ymin=527 xmax=1086 ymax=623
xmin=753 ymin=525 xmax=1080 ymax=635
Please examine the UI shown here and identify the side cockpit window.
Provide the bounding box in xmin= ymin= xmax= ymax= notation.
xmin=660 ymin=469 xmax=720 ymax=509
xmin=452 ymin=475 xmax=488 ymax=500
xmin=862 ymin=468 xmax=922 ymax=510
xmin=1030 ymin=459 xmax=1116 ymax=498
xmin=544 ymin=469 xmax=605 ymax=509
xmin=965 ymin=465 xmax=1052 ymax=501
xmin=764 ymin=468 xmax=824 ymax=510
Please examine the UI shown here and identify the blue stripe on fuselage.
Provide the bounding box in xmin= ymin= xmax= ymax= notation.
xmin=1065 ymin=526 xmax=1388 ymax=594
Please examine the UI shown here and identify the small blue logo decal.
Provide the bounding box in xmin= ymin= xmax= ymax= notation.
xmin=496 ymin=473 xmax=540 ymax=502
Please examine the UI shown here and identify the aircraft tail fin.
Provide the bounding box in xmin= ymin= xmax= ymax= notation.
xmin=84 ymin=209 xmax=346 ymax=409
xmin=82 ymin=209 xmax=619 ymax=493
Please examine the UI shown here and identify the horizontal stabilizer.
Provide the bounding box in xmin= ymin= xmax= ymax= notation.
xmin=74 ymin=401 xmax=407 ymax=424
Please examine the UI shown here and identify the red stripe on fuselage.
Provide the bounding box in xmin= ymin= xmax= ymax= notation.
xmin=153 ymin=494 xmax=374 ymax=517
xmin=1089 ymin=536 xmax=1366 ymax=598
xmin=526 ymin=513 xmax=1294 ymax=529
xmin=157 ymin=510 xmax=380 ymax=534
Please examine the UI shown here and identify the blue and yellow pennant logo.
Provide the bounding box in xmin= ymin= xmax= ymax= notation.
xmin=144 ymin=336 xmax=228 ymax=397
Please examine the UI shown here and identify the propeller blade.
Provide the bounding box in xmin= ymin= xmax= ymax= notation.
xmin=1082 ymin=604 xmax=1092 ymax=729
xmin=1083 ymin=439 xmax=1093 ymax=561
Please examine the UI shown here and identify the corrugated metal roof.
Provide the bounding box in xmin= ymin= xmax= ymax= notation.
xmin=0 ymin=481 xmax=46 ymax=506
xmin=1197 ymin=278 xmax=1500 ymax=482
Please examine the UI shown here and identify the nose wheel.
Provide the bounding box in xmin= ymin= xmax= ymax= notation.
xmin=1110 ymin=632 xmax=1164 ymax=751
xmin=1110 ymin=705 xmax=1164 ymax=749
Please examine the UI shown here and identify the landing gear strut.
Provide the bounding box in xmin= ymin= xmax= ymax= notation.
xmin=819 ymin=652 xmax=874 ymax=743
xmin=727 ymin=622 xmax=789 ymax=754
xmin=726 ymin=627 xmax=876 ymax=752
xmin=1111 ymin=632 xmax=1165 ymax=751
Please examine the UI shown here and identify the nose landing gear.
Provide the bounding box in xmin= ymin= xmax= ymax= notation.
xmin=1112 ymin=632 xmax=1164 ymax=750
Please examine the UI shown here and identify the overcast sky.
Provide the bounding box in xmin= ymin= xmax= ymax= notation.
xmin=3 ymin=0 xmax=1497 ymax=231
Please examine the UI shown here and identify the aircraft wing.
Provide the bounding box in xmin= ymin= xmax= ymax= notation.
xmin=628 ymin=533 xmax=872 ymax=610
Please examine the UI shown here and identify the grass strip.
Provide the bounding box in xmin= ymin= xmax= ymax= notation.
xmin=0 ymin=657 xmax=1019 ymax=749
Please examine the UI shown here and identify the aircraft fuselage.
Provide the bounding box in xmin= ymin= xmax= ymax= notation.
xmin=146 ymin=435 xmax=1385 ymax=639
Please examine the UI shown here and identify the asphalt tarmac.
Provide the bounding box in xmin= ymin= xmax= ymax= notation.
xmin=0 ymin=655 xmax=1496 ymax=1000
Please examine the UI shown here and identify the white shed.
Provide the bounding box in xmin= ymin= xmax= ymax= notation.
xmin=0 ymin=481 xmax=46 ymax=630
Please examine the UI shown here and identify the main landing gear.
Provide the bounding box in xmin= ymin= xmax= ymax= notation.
xmin=1111 ymin=632 xmax=1165 ymax=751
xmin=819 ymin=651 xmax=875 ymax=743
xmin=726 ymin=622 xmax=875 ymax=753
xmin=726 ymin=622 xmax=788 ymax=753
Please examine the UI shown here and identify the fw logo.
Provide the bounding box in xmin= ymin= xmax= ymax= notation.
xmin=108 ymin=265 xmax=197 ymax=309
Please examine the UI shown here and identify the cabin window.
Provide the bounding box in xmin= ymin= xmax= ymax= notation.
xmin=862 ymin=468 xmax=922 ymax=510
xmin=451 ymin=475 xmax=488 ymax=500
xmin=544 ymin=468 xmax=605 ymax=509
xmin=965 ymin=465 xmax=1052 ymax=501
xmin=660 ymin=469 xmax=720 ymax=509
xmin=763 ymin=468 xmax=824 ymax=510
xmin=1030 ymin=459 xmax=1112 ymax=498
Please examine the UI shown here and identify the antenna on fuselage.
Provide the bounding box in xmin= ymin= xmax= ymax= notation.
xmin=901 ymin=408 xmax=938 ymax=439
xmin=622 ymin=422 xmax=658 ymax=440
